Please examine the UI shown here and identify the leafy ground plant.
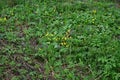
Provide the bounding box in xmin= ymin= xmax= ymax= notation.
xmin=0 ymin=0 xmax=120 ymax=80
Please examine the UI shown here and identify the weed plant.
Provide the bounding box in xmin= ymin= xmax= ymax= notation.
xmin=0 ymin=0 xmax=120 ymax=80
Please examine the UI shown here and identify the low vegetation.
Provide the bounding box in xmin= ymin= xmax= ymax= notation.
xmin=0 ymin=0 xmax=120 ymax=80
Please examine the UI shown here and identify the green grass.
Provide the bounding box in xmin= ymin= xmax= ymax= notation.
xmin=0 ymin=0 xmax=120 ymax=80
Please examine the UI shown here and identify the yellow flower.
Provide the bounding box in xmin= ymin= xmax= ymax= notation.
xmin=61 ymin=42 xmax=64 ymax=46
xmin=64 ymin=37 xmax=67 ymax=40
xmin=63 ymin=42 xmax=66 ymax=45
xmin=3 ymin=17 xmax=7 ymax=21
xmin=62 ymin=37 xmax=67 ymax=40
xmin=61 ymin=42 xmax=67 ymax=46
xmin=67 ymin=29 xmax=70 ymax=33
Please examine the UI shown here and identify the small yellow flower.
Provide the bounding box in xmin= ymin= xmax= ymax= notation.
xmin=67 ymin=29 xmax=70 ymax=33
xmin=64 ymin=37 xmax=67 ymax=40
xmin=61 ymin=42 xmax=67 ymax=46
xmin=3 ymin=17 xmax=7 ymax=21
xmin=61 ymin=42 xmax=64 ymax=46
xmin=62 ymin=37 xmax=67 ymax=40
xmin=63 ymin=42 xmax=66 ymax=45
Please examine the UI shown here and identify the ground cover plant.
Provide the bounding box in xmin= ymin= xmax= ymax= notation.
xmin=0 ymin=0 xmax=120 ymax=80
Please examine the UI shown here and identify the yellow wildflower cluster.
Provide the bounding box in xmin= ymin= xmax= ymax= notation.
xmin=60 ymin=41 xmax=69 ymax=47
xmin=45 ymin=32 xmax=54 ymax=41
xmin=60 ymin=29 xmax=71 ymax=47
xmin=60 ymin=42 xmax=67 ymax=46
xmin=66 ymin=29 xmax=71 ymax=37
xmin=44 ymin=30 xmax=71 ymax=47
